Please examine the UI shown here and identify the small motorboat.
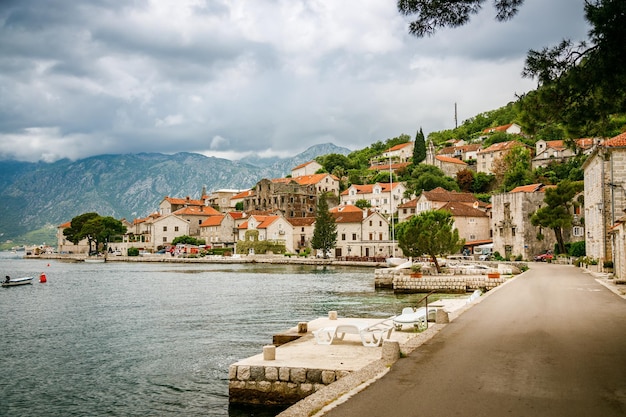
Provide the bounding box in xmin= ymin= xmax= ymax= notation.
xmin=2 ymin=276 xmax=34 ymax=287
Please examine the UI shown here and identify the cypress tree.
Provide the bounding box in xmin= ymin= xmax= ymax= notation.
xmin=413 ymin=127 xmax=426 ymax=163
xmin=311 ymin=194 xmax=337 ymax=258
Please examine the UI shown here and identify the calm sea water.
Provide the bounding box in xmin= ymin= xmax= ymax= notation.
xmin=0 ymin=252 xmax=434 ymax=416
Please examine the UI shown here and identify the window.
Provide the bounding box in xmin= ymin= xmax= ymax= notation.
xmin=163 ymin=226 xmax=167 ymax=232
xmin=512 ymin=227 xmax=516 ymax=236
xmin=573 ymin=226 xmax=584 ymax=237
xmin=352 ymin=233 xmax=357 ymax=240
xmin=342 ymin=233 xmax=346 ymax=241
xmin=369 ymin=233 xmax=373 ymax=240
xmin=369 ymin=221 xmax=372 ymax=226
xmin=175 ymin=226 xmax=179 ymax=232
xmin=163 ymin=237 xmax=167 ymax=242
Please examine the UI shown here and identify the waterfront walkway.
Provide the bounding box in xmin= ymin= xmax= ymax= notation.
xmin=301 ymin=263 xmax=626 ymax=416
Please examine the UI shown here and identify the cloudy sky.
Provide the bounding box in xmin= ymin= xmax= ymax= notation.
xmin=0 ymin=0 xmax=589 ymax=163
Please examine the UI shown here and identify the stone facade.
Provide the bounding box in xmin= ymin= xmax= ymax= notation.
xmin=244 ymin=178 xmax=318 ymax=218
xmin=491 ymin=185 xmax=555 ymax=260
xmin=583 ymin=135 xmax=626 ymax=264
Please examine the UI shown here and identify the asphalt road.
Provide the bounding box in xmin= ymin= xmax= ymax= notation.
xmin=322 ymin=263 xmax=626 ymax=417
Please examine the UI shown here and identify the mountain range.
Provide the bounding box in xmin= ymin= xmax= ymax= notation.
xmin=0 ymin=143 xmax=350 ymax=244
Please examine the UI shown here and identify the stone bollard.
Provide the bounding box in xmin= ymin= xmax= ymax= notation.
xmin=297 ymin=322 xmax=308 ymax=333
xmin=435 ymin=309 xmax=450 ymax=324
xmin=263 ymin=345 xmax=276 ymax=361
xmin=381 ymin=340 xmax=400 ymax=365
xmin=328 ymin=311 xmax=338 ymax=320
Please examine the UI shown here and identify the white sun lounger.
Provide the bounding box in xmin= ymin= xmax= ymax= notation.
xmin=392 ymin=307 xmax=437 ymax=331
xmin=313 ymin=320 xmax=394 ymax=347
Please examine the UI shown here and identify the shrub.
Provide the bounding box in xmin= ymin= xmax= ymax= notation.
xmin=603 ymin=260 xmax=614 ymax=269
xmin=568 ymin=241 xmax=586 ymax=257
xmin=127 ymin=247 xmax=139 ymax=256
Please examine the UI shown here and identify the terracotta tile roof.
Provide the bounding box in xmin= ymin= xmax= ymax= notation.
xmin=287 ymin=217 xmax=316 ymax=226
xmin=368 ymin=162 xmax=412 ymax=171
xmin=228 ymin=212 xmax=245 ymax=219
xmin=576 ymin=138 xmax=596 ymax=149
xmin=422 ymin=187 xmax=478 ymax=203
xmin=59 ymin=221 xmax=71 ymax=228
xmin=257 ymin=215 xmax=280 ymax=229
xmin=292 ymin=161 xmax=317 ymax=170
xmin=386 ymin=142 xmax=412 ymax=152
xmin=340 ymin=182 xmax=402 ymax=196
xmin=231 ymin=189 xmax=253 ymax=199
xmin=238 ymin=220 xmax=249 ymax=229
xmin=398 ymin=198 xmax=418 ymax=208
xmin=173 ymin=206 xmax=221 ymax=216
xmin=509 ymin=183 xmax=546 ymax=193
xmin=330 ymin=205 xmax=364 ymax=223
xmin=483 ymin=123 xmax=514 ymax=133
xmin=164 ymin=196 xmax=205 ymax=206
xmin=439 ymin=202 xmax=488 ymax=217
xmin=464 ymin=238 xmax=493 ymax=246
xmin=435 ymin=155 xmax=467 ymax=165
xmin=438 ymin=144 xmax=481 ymax=154
xmin=200 ymin=215 xmax=225 ymax=227
xmin=544 ymin=140 xmax=566 ymax=150
xmin=272 ymin=173 xmax=339 ymax=185
xmin=477 ymin=140 xmax=525 ymax=154
xmin=604 ymin=131 xmax=626 ymax=147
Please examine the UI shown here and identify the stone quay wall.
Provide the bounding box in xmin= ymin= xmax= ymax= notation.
xmin=375 ymin=269 xmax=505 ymax=292
xmin=228 ymin=364 xmax=350 ymax=406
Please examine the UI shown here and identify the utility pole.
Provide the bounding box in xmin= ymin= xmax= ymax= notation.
xmin=454 ymin=102 xmax=458 ymax=129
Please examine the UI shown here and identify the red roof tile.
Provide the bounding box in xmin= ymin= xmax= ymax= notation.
xmin=604 ymin=131 xmax=626 ymax=147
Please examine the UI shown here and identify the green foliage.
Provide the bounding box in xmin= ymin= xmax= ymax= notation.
xmin=236 ymin=239 xmax=286 ymax=255
xmin=396 ymin=210 xmax=464 ymax=273
xmin=398 ymin=0 xmax=521 ymax=37
xmin=63 ymin=212 xmax=127 ymax=253
xmin=127 ymin=247 xmax=139 ymax=256
xmin=531 ymin=180 xmax=584 ymax=254
xmin=311 ymin=195 xmax=337 ymax=258
xmin=235 ymin=201 xmax=244 ymax=211
xmin=568 ymin=240 xmax=586 ymax=257
xmin=172 ymin=235 xmax=206 ymax=246
xmin=407 ymin=164 xmax=459 ymax=196
xmin=354 ymin=199 xmax=372 ymax=209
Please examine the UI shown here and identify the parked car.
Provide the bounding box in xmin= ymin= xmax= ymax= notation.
xmin=534 ymin=251 xmax=553 ymax=262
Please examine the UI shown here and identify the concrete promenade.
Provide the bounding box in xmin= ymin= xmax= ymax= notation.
xmin=314 ymin=263 xmax=626 ymax=416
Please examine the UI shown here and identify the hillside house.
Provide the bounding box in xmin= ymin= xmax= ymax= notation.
xmin=482 ymin=123 xmax=522 ymax=135
xmin=340 ymin=182 xmax=408 ymax=215
xmin=437 ymin=143 xmax=482 ymax=162
xmin=291 ymin=161 xmax=323 ymax=178
xmin=172 ymin=205 xmax=221 ymax=237
xmin=206 ymin=189 xmax=246 ymax=213
xmin=583 ymin=132 xmax=626 ymax=265
xmin=159 ymin=196 xmax=207 ymax=215
xmin=425 ymin=141 xmax=469 ymax=176
xmin=369 ymin=142 xmax=414 ymax=173
xmin=476 ymin=140 xmax=529 ymax=174
xmin=273 ymin=173 xmax=340 ymax=196
xmin=330 ymin=205 xmax=392 ymax=258
xmin=440 ymin=201 xmax=491 ymax=244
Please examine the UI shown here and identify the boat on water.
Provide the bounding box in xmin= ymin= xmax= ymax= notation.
xmin=2 ymin=276 xmax=34 ymax=287
xmin=386 ymin=257 xmax=409 ymax=267
xmin=84 ymin=257 xmax=106 ymax=263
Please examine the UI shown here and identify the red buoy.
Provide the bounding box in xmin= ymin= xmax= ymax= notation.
xmin=39 ymin=272 xmax=47 ymax=283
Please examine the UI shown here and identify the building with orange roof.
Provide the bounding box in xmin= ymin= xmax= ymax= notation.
xmin=369 ymin=141 xmax=415 ymax=171
xmin=491 ymin=183 xmax=582 ymax=260
xmin=329 ymin=205 xmax=393 ymax=258
xmin=476 ymin=140 xmax=530 ymax=174
xmin=206 ymin=189 xmax=248 ymax=213
xmin=172 ymin=205 xmax=221 ymax=237
xmin=280 ymin=173 xmax=340 ymax=195
xmin=583 ymin=131 xmax=626 ymax=271
xmin=532 ymin=138 xmax=600 ymax=169
xmin=235 ymin=214 xmax=295 ymax=253
xmin=482 ymin=123 xmax=522 ymax=135
xmin=291 ymin=161 xmax=323 ymax=178
xmin=437 ymin=143 xmax=482 ymax=162
xmin=286 ymin=217 xmax=316 ymax=254
xmin=340 ymin=182 xmax=409 ymax=216
xmin=159 ymin=195 xmax=207 ymax=215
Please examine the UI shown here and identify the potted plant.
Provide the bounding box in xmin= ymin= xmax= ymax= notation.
xmin=487 ymin=270 xmax=500 ymax=279
xmin=410 ymin=264 xmax=423 ymax=278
